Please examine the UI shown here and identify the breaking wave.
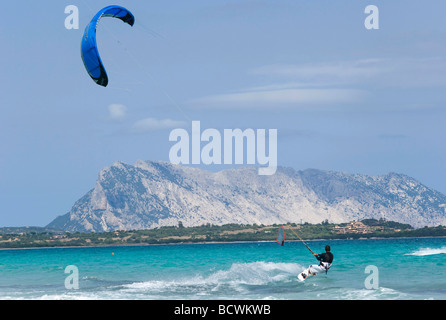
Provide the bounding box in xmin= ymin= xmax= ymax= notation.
xmin=120 ymin=261 xmax=304 ymax=299
xmin=3 ymin=260 xmax=422 ymax=300
xmin=405 ymin=247 xmax=446 ymax=256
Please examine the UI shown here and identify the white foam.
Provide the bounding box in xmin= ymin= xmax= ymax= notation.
xmin=406 ymin=247 xmax=446 ymax=256
xmin=121 ymin=261 xmax=303 ymax=297
xmin=336 ymin=287 xmax=410 ymax=300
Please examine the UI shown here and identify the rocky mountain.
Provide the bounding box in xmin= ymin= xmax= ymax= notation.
xmin=47 ymin=160 xmax=446 ymax=232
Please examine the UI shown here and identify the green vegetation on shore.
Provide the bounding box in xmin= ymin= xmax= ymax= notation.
xmin=0 ymin=219 xmax=445 ymax=249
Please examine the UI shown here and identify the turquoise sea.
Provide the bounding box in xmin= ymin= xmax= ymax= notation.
xmin=0 ymin=237 xmax=445 ymax=300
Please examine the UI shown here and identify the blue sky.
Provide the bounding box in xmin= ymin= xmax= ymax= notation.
xmin=1 ymin=1 xmax=445 ymax=226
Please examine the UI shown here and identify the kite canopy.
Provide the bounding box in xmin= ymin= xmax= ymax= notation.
xmin=81 ymin=5 xmax=135 ymax=87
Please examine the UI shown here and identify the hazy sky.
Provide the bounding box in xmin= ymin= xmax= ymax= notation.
xmin=1 ymin=1 xmax=445 ymax=226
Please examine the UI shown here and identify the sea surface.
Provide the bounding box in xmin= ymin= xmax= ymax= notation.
xmin=0 ymin=237 xmax=445 ymax=300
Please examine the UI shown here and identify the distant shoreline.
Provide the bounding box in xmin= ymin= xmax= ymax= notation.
xmin=1 ymin=219 xmax=445 ymax=250
xmin=0 ymin=234 xmax=445 ymax=251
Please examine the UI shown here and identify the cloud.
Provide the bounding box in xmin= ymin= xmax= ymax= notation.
xmin=190 ymin=57 xmax=446 ymax=110
xmin=192 ymin=88 xmax=365 ymax=109
xmin=131 ymin=118 xmax=186 ymax=133
xmin=251 ymin=59 xmax=386 ymax=84
xmin=251 ymin=57 xmax=446 ymax=88
xmin=107 ymin=104 xmax=127 ymax=121
xmin=189 ymin=59 xmax=384 ymax=109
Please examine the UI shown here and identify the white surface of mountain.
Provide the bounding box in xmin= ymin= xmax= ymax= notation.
xmin=47 ymin=160 xmax=446 ymax=232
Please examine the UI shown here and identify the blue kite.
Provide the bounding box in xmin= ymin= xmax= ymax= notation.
xmin=81 ymin=5 xmax=135 ymax=87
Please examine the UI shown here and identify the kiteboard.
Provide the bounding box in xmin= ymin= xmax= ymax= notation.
xmin=298 ymin=268 xmax=314 ymax=282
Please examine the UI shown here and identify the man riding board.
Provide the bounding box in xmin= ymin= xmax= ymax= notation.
xmin=303 ymin=245 xmax=333 ymax=279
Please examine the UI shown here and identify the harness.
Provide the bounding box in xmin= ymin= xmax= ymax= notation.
xmin=320 ymin=262 xmax=331 ymax=274
xmin=317 ymin=252 xmax=333 ymax=274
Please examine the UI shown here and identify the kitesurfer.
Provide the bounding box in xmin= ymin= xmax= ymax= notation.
xmin=308 ymin=245 xmax=333 ymax=276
